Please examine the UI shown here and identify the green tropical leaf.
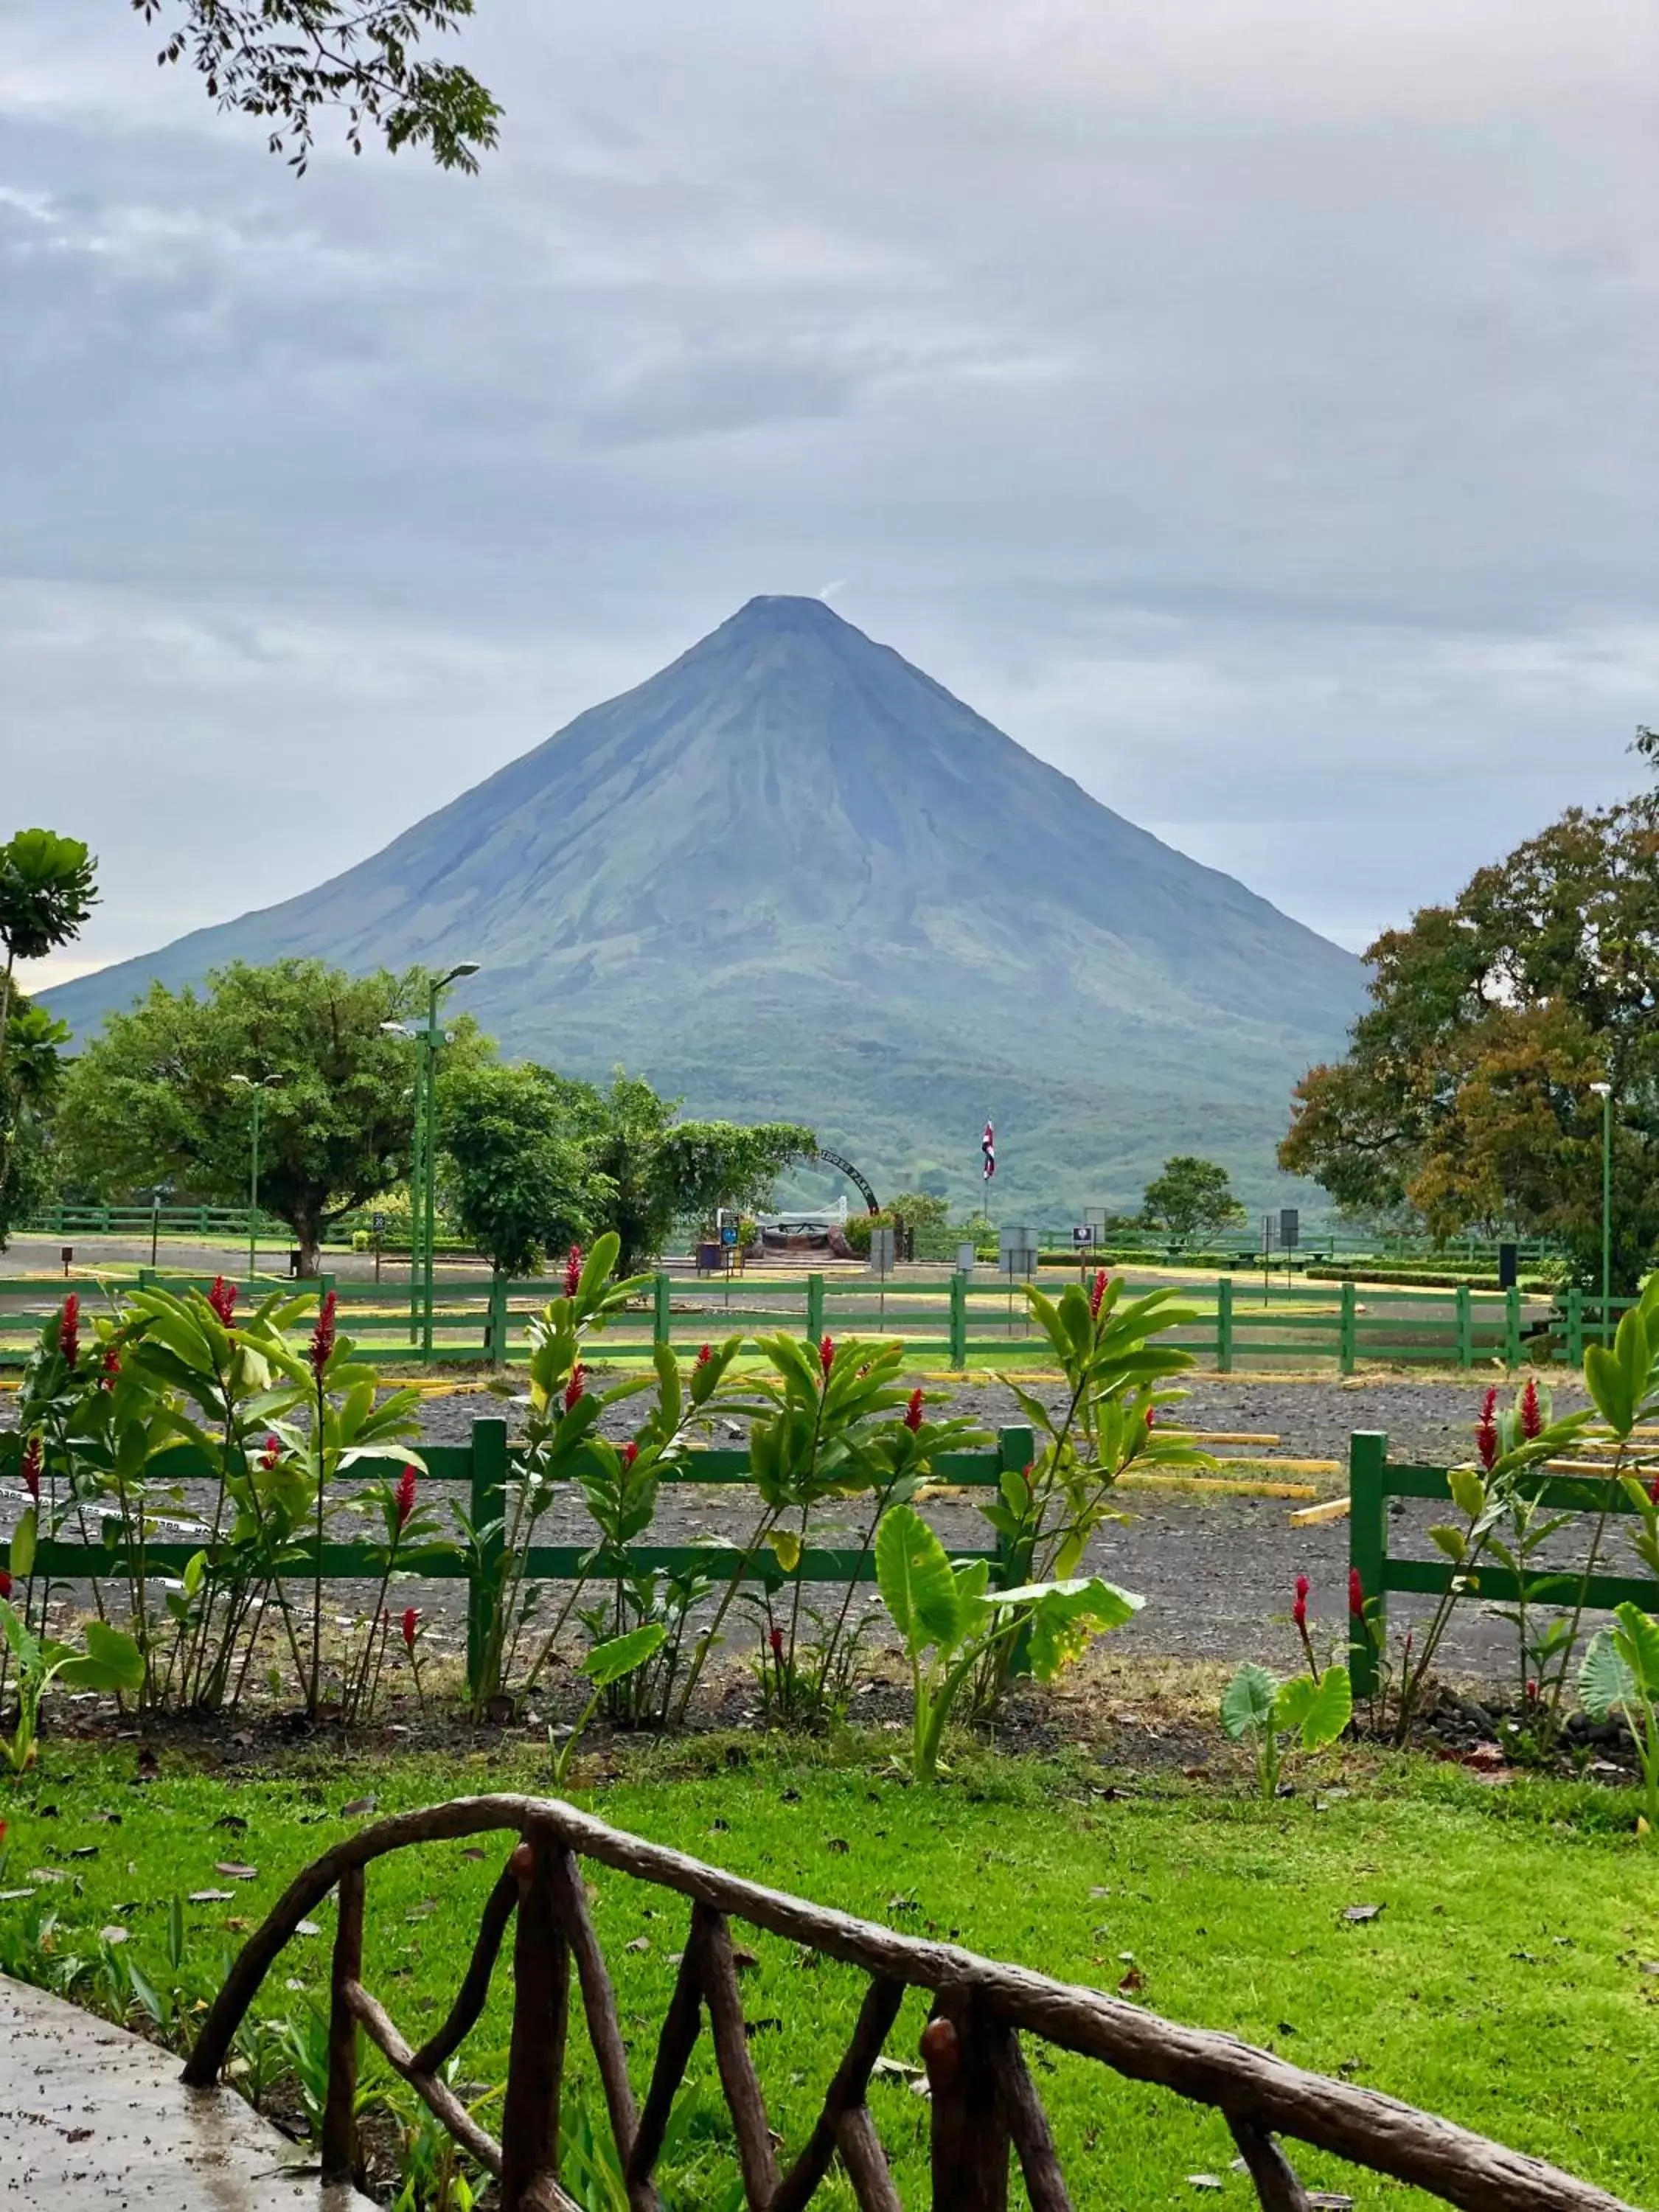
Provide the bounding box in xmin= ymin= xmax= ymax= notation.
xmin=1447 ymin=1467 xmax=1487 ymax=1520
xmin=1274 ymin=1666 xmax=1352 ymax=1751
xmin=765 ymin=1528 xmax=803 ymax=1573
xmin=874 ymin=1504 xmax=961 ymax=1656
xmin=1580 ymin=1629 xmax=1637 ymax=1720
xmin=1427 ymin=1524 xmax=1467 ymax=1563
xmin=10 ymin=1505 xmax=36 ymax=1582
xmin=1220 ymin=1661 xmax=1279 ymax=1743
xmin=1020 ymin=1578 xmax=1143 ymax=1680
xmin=1585 ymin=1343 xmax=1636 ymax=1438
xmin=58 ymin=1621 xmax=145 ymax=1695
xmin=580 ymin=1622 xmax=667 ymax=1688
xmin=1612 ymin=1602 xmax=1659 ymax=1699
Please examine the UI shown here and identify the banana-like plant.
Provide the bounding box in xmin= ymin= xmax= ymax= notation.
xmin=0 ymin=1601 xmax=143 ymax=1773
xmin=874 ymin=1501 xmax=1141 ymax=1783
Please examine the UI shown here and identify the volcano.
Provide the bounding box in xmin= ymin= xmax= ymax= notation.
xmin=48 ymin=596 xmax=1363 ymax=1212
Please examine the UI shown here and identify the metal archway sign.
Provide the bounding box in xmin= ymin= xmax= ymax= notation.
xmin=809 ymin=1147 xmax=880 ymax=1215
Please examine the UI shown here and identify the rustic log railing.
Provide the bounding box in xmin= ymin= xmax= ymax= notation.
xmin=183 ymin=1794 xmax=1638 ymax=2212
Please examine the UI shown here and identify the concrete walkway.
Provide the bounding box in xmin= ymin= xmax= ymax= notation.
xmin=0 ymin=1976 xmax=376 ymax=2211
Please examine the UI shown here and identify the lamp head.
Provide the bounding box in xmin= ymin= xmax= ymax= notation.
xmin=1590 ymin=1081 xmax=1613 ymax=1098
xmin=437 ymin=961 xmax=481 ymax=991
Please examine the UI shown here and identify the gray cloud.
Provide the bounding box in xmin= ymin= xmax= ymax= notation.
xmin=3 ymin=0 xmax=1655 ymax=983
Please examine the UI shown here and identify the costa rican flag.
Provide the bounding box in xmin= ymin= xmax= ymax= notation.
xmin=981 ymin=1121 xmax=996 ymax=1180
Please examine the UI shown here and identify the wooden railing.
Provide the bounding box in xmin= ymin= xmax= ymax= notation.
xmin=183 ymin=1794 xmax=1637 ymax=2212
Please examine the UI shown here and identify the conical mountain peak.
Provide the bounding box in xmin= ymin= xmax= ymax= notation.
xmin=47 ymin=602 xmax=1363 ymax=1208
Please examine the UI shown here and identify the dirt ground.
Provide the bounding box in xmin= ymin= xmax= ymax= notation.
xmin=3 ymin=1369 xmax=1604 ymax=1697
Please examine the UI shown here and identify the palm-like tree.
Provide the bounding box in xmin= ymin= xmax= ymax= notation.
xmin=0 ymin=829 xmax=98 ymax=1201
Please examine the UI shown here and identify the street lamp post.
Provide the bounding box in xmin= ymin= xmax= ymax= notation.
xmin=1590 ymin=1081 xmax=1613 ymax=1344
xmin=387 ymin=964 xmax=479 ymax=1358
xmin=229 ymin=1074 xmax=281 ymax=1284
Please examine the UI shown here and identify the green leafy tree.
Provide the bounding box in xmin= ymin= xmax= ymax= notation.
xmin=582 ymin=1072 xmax=813 ymax=1273
xmin=0 ymin=830 xmax=97 ymax=1222
xmin=58 ymin=959 xmax=487 ymax=1273
xmin=1140 ymin=1155 xmax=1247 ymax=1244
xmin=1280 ymin=763 xmax=1659 ymax=1290
xmin=437 ymin=1061 xmax=597 ymax=1276
xmin=0 ymin=1001 xmax=71 ymax=1248
xmin=132 ymin=0 xmax=501 ymax=174
xmin=658 ymin=1116 xmax=818 ymax=1230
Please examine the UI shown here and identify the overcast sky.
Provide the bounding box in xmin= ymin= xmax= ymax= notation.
xmin=4 ymin=1 xmax=1655 ymax=990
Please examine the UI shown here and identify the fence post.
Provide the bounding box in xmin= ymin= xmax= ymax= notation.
xmin=487 ymin=1272 xmax=509 ymax=1367
xmin=1338 ymin=1280 xmax=1357 ymax=1376
xmin=949 ymin=1272 xmax=968 ymax=1368
xmin=805 ymin=1273 xmax=825 ymax=1347
xmin=1216 ymin=1277 xmax=1233 ymax=1373
xmin=1566 ymin=1284 xmax=1584 ymax=1368
xmin=653 ymin=1271 xmax=672 ymax=1349
xmin=1455 ymin=1284 xmax=1472 ymax=1370
xmin=1348 ymin=1430 xmax=1388 ymax=1703
xmin=1505 ymin=1284 xmax=1522 ymax=1370
xmin=466 ymin=1417 xmax=509 ymax=1705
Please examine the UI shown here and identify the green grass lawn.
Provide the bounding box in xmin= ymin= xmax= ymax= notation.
xmin=1 ymin=1741 xmax=1655 ymax=2209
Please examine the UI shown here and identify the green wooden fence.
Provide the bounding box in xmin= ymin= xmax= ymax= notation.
xmin=1346 ymin=1429 xmax=1658 ymax=1700
xmin=0 ymin=1268 xmax=1632 ymax=1374
xmin=7 ymin=1417 xmax=1035 ymax=1692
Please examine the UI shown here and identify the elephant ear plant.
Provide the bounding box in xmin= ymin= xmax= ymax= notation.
xmin=0 ymin=1603 xmax=143 ymax=1774
xmin=1221 ymin=1577 xmax=1353 ymax=1799
xmin=874 ymin=1501 xmax=1141 ymax=1784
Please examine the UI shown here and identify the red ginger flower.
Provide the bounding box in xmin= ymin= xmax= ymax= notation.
xmin=206 ymin=1276 xmax=238 ymax=1326
xmin=0 ymin=1570 xmax=10 ymax=1601
xmin=622 ymin=1439 xmax=639 ymax=1467
xmin=1089 ymin=1267 xmax=1108 ymax=1318
xmin=101 ymin=1347 xmax=120 ymax=1391
xmin=904 ymin=1388 xmax=924 ymax=1432
xmin=395 ymin=1465 xmax=417 ymax=1528
xmin=21 ymin=1435 xmax=41 ymax=1501
xmin=768 ymin=1626 xmax=785 ymax=1658
xmin=1519 ymin=1377 xmax=1543 ymax=1441
xmin=564 ymin=1363 xmax=585 ymax=1412
xmin=1525 ymin=1677 xmax=1539 ymax=1701
xmin=1349 ymin=1567 xmax=1365 ymax=1618
xmin=260 ymin=1434 xmax=281 ymax=1471
xmin=819 ymin=1334 xmax=835 ymax=1379
xmin=564 ymin=1244 xmax=583 ymax=1298
xmin=1475 ymin=1386 xmax=1499 ymax=1470
xmin=309 ymin=1290 xmax=338 ymax=1380
xmin=1649 ymin=1474 xmax=1659 ymax=1506
xmin=697 ymin=1343 xmax=712 ymax=1366
xmin=400 ymin=1607 xmax=420 ymax=1652
xmin=1145 ymin=1405 xmax=1156 ymax=1430
xmin=59 ymin=1293 xmax=80 ymax=1369
xmin=1292 ymin=1573 xmax=1310 ymax=1631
